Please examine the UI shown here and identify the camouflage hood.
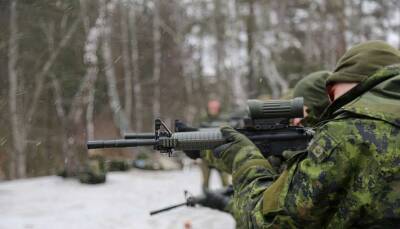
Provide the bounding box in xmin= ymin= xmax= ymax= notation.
xmin=327 ymin=40 xmax=400 ymax=85
xmin=293 ymin=71 xmax=331 ymax=126
xmin=323 ymin=65 xmax=400 ymax=127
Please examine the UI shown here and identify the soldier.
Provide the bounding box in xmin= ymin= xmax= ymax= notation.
xmin=79 ymin=154 xmax=107 ymax=184
xmin=200 ymin=40 xmax=400 ymax=228
xmin=199 ymin=100 xmax=230 ymax=191
xmin=292 ymin=71 xmax=331 ymax=127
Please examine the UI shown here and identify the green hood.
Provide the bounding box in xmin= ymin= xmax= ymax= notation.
xmin=323 ymin=65 xmax=400 ymax=127
xmin=327 ymin=40 xmax=400 ymax=86
xmin=293 ymin=71 xmax=331 ymax=126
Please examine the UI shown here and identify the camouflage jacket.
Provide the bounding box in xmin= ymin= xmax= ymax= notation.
xmin=206 ymin=66 xmax=400 ymax=228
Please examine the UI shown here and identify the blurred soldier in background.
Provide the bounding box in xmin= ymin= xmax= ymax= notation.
xmin=79 ymin=154 xmax=107 ymax=184
xmin=292 ymin=71 xmax=331 ymax=127
xmin=199 ymin=100 xmax=231 ymax=191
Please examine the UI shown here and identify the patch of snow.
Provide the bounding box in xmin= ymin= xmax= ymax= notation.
xmin=0 ymin=168 xmax=235 ymax=229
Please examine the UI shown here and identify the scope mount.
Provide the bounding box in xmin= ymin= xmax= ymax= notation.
xmin=243 ymin=117 xmax=290 ymax=130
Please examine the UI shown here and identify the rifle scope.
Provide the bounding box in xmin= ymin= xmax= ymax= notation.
xmin=247 ymin=97 xmax=304 ymax=119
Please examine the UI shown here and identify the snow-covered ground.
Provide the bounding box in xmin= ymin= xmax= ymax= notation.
xmin=0 ymin=168 xmax=235 ymax=229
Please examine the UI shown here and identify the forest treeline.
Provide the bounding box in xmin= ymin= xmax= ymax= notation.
xmin=1 ymin=0 xmax=399 ymax=180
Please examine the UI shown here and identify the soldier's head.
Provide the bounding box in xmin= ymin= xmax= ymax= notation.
xmin=207 ymin=99 xmax=221 ymax=116
xmin=327 ymin=40 xmax=400 ymax=101
xmin=292 ymin=71 xmax=331 ymax=126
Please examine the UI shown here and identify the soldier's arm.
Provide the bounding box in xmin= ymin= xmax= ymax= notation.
xmin=213 ymin=124 xmax=357 ymax=228
xmin=204 ymin=127 xmax=279 ymax=227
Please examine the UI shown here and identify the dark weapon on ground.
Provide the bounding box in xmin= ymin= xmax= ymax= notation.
xmin=150 ymin=186 xmax=234 ymax=215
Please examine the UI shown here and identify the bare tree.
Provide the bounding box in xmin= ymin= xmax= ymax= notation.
xmin=152 ymin=0 xmax=161 ymax=119
xmin=129 ymin=6 xmax=143 ymax=131
xmin=120 ymin=3 xmax=133 ymax=122
xmin=246 ymin=0 xmax=257 ymax=98
xmin=101 ymin=0 xmax=131 ymax=135
xmin=213 ymin=0 xmax=228 ymax=100
xmin=227 ymin=0 xmax=247 ymax=107
xmin=47 ymin=0 xmax=102 ymax=176
xmin=8 ymin=0 xmax=24 ymax=178
xmin=78 ymin=0 xmax=97 ymax=141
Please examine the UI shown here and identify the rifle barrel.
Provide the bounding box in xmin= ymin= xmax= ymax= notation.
xmin=149 ymin=202 xmax=187 ymax=215
xmin=87 ymin=139 xmax=156 ymax=149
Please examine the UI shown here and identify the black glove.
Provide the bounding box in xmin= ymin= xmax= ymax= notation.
xmin=183 ymin=150 xmax=201 ymax=159
xmin=212 ymin=126 xmax=257 ymax=172
xmin=195 ymin=188 xmax=232 ymax=212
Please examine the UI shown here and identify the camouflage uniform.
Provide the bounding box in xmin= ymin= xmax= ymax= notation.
xmin=79 ymin=155 xmax=107 ymax=184
xmin=206 ymin=41 xmax=400 ymax=228
xmin=108 ymin=159 xmax=131 ymax=171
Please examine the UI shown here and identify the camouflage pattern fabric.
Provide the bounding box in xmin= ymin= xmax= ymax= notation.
xmin=204 ymin=65 xmax=400 ymax=228
xmin=108 ymin=159 xmax=131 ymax=171
xmin=79 ymin=155 xmax=107 ymax=184
xmin=327 ymin=40 xmax=400 ymax=85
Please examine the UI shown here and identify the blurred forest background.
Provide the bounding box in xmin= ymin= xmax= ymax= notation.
xmin=1 ymin=0 xmax=400 ymax=180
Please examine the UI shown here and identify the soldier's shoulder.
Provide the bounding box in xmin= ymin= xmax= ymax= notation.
xmin=315 ymin=119 xmax=356 ymax=142
xmin=314 ymin=117 xmax=389 ymax=150
xmin=308 ymin=119 xmax=367 ymax=162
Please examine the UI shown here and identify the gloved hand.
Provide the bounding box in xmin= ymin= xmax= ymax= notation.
xmin=196 ymin=188 xmax=232 ymax=212
xmin=212 ymin=126 xmax=257 ymax=173
xmin=183 ymin=150 xmax=201 ymax=159
xmin=267 ymin=155 xmax=283 ymax=172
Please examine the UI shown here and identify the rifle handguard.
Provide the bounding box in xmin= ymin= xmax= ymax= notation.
xmin=169 ymin=131 xmax=225 ymax=151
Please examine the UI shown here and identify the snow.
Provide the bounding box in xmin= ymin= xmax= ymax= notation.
xmin=0 ymin=168 xmax=235 ymax=229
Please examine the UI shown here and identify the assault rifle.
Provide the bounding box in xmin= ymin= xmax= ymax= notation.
xmin=87 ymin=98 xmax=314 ymax=158
xmin=150 ymin=186 xmax=234 ymax=215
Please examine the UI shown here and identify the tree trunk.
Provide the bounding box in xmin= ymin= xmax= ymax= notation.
xmin=49 ymin=73 xmax=70 ymax=165
xmin=101 ymin=0 xmax=130 ymax=135
xmin=246 ymin=0 xmax=257 ymax=98
xmin=331 ymin=0 xmax=347 ymax=60
xmin=79 ymin=0 xmax=90 ymax=33
xmin=57 ymin=0 xmax=105 ymax=175
xmin=80 ymin=0 xmax=97 ymax=141
xmin=129 ymin=7 xmax=143 ymax=131
xmin=228 ymin=0 xmax=247 ymax=108
xmin=8 ymin=0 xmax=26 ymax=178
xmin=120 ymin=4 xmax=133 ymax=122
xmin=213 ymin=0 xmax=226 ymax=99
xmin=152 ymin=0 xmax=161 ymax=119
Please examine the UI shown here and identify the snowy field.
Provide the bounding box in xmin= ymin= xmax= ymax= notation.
xmin=0 ymin=168 xmax=235 ymax=229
